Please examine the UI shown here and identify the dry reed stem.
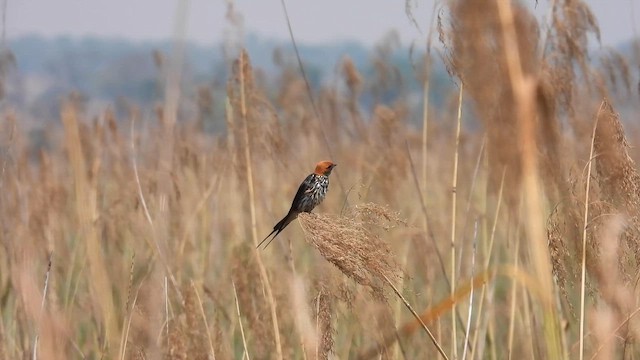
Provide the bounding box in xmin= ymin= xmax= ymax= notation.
xmin=461 ymin=136 xmax=486 ymax=248
xmin=32 ymin=252 xmax=52 ymax=360
xmin=507 ymin=236 xmax=521 ymax=360
xmin=461 ymin=221 xmax=478 ymax=360
xmin=117 ymin=253 xmax=136 ymax=360
xmin=163 ymin=276 xmax=169 ymax=353
xmin=579 ymin=100 xmax=604 ymax=360
xmin=119 ymin=282 xmax=141 ymax=360
xmin=469 ymin=167 xmax=506 ymax=359
xmin=449 ymin=83 xmax=463 ymax=358
xmin=233 ymin=281 xmax=250 ymax=360
xmin=236 ymin=50 xmax=284 ymax=359
xmin=495 ymin=0 xmax=563 ymax=357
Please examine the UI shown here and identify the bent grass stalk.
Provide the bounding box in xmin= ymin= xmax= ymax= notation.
xmin=381 ymin=274 xmax=449 ymax=360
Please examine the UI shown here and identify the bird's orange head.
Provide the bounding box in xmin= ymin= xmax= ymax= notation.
xmin=314 ymin=160 xmax=337 ymax=176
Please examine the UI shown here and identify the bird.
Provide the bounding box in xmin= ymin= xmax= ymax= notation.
xmin=258 ymin=160 xmax=337 ymax=249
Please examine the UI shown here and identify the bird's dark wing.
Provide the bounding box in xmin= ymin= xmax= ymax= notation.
xmin=288 ymin=174 xmax=315 ymax=212
xmin=256 ymin=174 xmax=315 ymax=249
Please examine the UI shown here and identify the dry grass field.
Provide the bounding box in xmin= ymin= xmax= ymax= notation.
xmin=2 ymin=0 xmax=640 ymax=359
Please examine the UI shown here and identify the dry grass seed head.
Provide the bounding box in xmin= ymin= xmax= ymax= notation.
xmin=165 ymin=325 xmax=188 ymax=360
xmin=227 ymin=50 xmax=286 ymax=174
xmin=552 ymin=95 xmax=640 ymax=301
xmin=545 ymin=0 xmax=600 ymax=112
xmin=546 ymin=204 xmax=573 ymax=312
xmin=298 ymin=203 xmax=403 ymax=300
xmin=314 ymin=284 xmax=335 ymax=360
xmin=594 ymin=100 xmax=640 ymax=268
xmin=599 ymin=50 xmax=632 ymax=94
xmin=445 ymin=0 xmax=539 ymax=199
xmin=547 ymin=168 xmax=622 ymax=307
xmin=342 ymin=56 xmax=363 ymax=96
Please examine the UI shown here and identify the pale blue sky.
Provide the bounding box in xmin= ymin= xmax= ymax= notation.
xmin=9 ymin=1 xmax=639 ymax=47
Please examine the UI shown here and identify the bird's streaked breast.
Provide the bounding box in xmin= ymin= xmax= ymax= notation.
xmin=299 ymin=174 xmax=329 ymax=212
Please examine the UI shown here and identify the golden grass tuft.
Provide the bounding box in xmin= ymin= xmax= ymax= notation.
xmin=298 ymin=204 xmax=404 ymax=300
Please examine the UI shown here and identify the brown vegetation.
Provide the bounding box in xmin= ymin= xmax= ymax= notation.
xmin=1 ymin=0 xmax=640 ymax=359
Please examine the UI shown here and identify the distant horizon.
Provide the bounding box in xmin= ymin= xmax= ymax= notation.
xmin=10 ymin=1 xmax=640 ymax=50
xmin=7 ymin=29 xmax=636 ymax=53
xmin=7 ymin=31 xmax=375 ymax=49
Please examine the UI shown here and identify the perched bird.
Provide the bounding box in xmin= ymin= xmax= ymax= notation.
xmin=258 ymin=160 xmax=337 ymax=249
